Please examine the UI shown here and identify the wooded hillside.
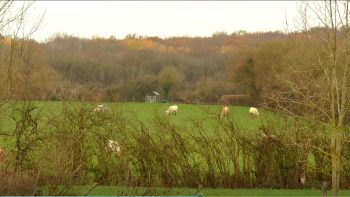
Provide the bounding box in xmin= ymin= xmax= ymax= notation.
xmin=19 ymin=31 xmax=289 ymax=104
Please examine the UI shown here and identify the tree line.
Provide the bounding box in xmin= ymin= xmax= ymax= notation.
xmin=0 ymin=31 xmax=290 ymax=104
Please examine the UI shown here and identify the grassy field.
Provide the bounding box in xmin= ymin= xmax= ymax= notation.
xmin=1 ymin=101 xmax=332 ymax=195
xmin=34 ymin=101 xmax=265 ymax=129
xmin=0 ymin=101 xmax=268 ymax=157
xmin=0 ymin=101 xmax=265 ymax=134
xmin=121 ymin=102 xmax=264 ymax=129
xmin=77 ymin=185 xmax=350 ymax=196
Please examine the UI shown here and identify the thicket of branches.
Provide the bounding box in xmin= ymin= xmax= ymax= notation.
xmin=2 ymin=102 xmax=350 ymax=195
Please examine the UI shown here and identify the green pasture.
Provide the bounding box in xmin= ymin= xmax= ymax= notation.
xmin=0 ymin=101 xmax=293 ymax=170
xmin=0 ymin=101 xmax=267 ymax=136
xmin=121 ymin=102 xmax=264 ymax=130
xmin=0 ymin=100 xmax=280 ymax=174
xmin=76 ymin=185 xmax=350 ymax=196
xmin=2 ymin=101 xmax=327 ymax=196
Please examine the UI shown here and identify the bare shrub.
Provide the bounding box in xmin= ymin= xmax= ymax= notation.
xmin=0 ymin=170 xmax=39 ymax=196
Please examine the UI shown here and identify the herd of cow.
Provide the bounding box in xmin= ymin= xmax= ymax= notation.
xmin=92 ymin=104 xmax=260 ymax=117
xmin=165 ymin=105 xmax=260 ymax=118
xmin=0 ymin=104 xmax=260 ymax=162
xmin=0 ymin=104 xmax=308 ymax=187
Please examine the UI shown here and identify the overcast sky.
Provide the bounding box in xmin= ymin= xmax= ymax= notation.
xmin=31 ymin=1 xmax=302 ymax=42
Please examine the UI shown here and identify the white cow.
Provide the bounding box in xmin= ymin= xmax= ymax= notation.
xmin=166 ymin=105 xmax=178 ymax=116
xmin=93 ymin=104 xmax=107 ymax=112
xmin=249 ymin=107 xmax=259 ymax=117
xmin=220 ymin=106 xmax=230 ymax=118
xmin=108 ymin=140 xmax=121 ymax=155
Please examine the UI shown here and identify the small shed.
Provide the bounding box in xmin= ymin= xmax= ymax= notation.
xmin=145 ymin=91 xmax=160 ymax=103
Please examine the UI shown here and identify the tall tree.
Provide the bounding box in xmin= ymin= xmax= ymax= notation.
xmin=158 ymin=66 xmax=183 ymax=100
xmin=233 ymin=58 xmax=259 ymax=105
xmin=0 ymin=1 xmax=44 ymax=99
xmin=264 ymin=1 xmax=350 ymax=195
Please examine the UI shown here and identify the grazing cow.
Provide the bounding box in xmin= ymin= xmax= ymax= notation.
xmin=166 ymin=105 xmax=178 ymax=116
xmin=220 ymin=106 xmax=230 ymax=118
xmin=249 ymin=107 xmax=260 ymax=117
xmin=0 ymin=147 xmax=4 ymax=162
xmin=93 ymin=104 xmax=107 ymax=112
xmin=108 ymin=140 xmax=121 ymax=155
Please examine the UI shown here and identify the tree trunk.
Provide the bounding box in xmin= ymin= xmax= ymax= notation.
xmin=331 ymin=126 xmax=342 ymax=196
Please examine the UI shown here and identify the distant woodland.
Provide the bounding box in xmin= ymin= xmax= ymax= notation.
xmin=0 ymin=30 xmax=337 ymax=105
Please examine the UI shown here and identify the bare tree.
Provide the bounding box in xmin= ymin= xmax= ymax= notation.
xmin=0 ymin=1 xmax=44 ymax=99
xmin=263 ymin=1 xmax=350 ymax=195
